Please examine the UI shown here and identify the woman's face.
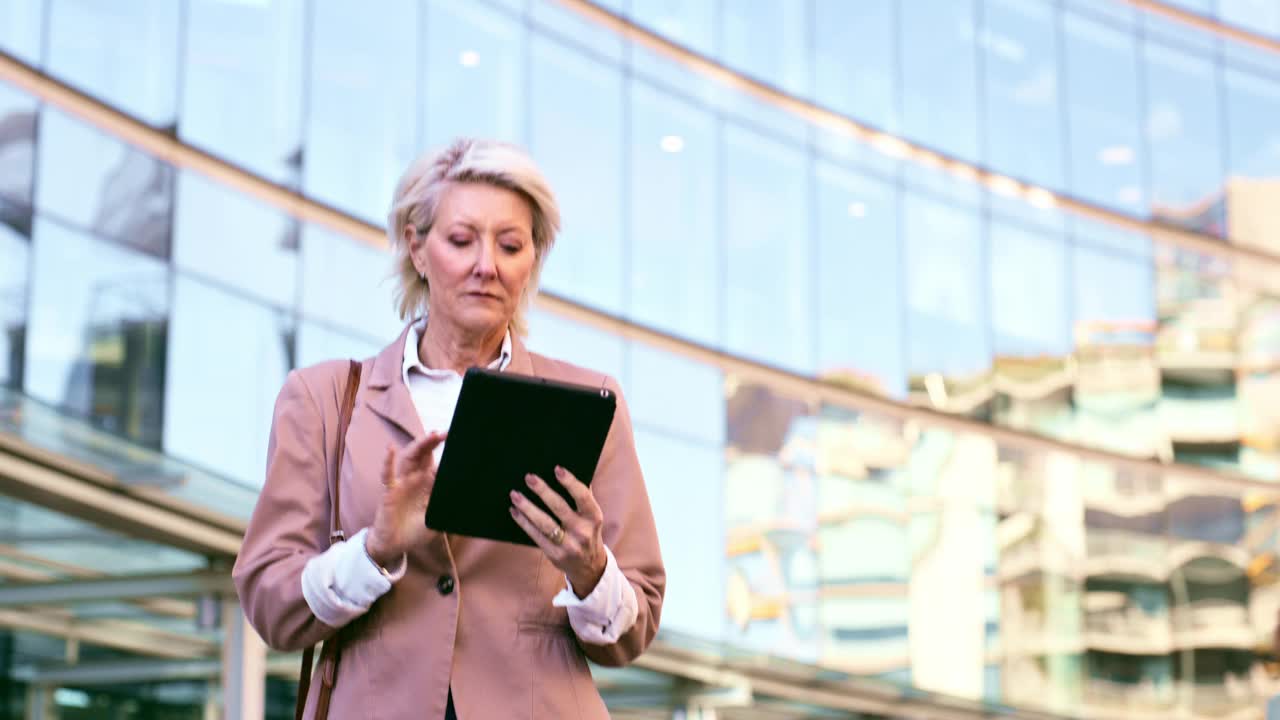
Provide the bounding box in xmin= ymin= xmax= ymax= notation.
xmin=410 ymin=182 xmax=537 ymax=336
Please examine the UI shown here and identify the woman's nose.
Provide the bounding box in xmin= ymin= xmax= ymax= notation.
xmin=472 ymin=239 xmax=498 ymax=277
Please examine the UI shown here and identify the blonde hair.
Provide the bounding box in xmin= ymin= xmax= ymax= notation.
xmin=387 ymin=138 xmax=560 ymax=337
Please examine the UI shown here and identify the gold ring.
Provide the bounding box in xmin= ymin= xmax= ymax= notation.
xmin=548 ymin=526 xmax=564 ymax=545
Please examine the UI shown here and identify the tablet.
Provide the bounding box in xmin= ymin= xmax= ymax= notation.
xmin=424 ymin=367 xmax=617 ymax=546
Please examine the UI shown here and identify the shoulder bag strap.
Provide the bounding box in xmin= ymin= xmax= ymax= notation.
xmin=295 ymin=359 xmax=362 ymax=720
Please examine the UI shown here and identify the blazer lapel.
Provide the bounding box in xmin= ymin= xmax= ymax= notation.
xmin=364 ymin=324 xmax=426 ymax=441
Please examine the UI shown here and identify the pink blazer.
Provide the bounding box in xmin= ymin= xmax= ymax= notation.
xmin=233 ymin=325 xmax=665 ymax=719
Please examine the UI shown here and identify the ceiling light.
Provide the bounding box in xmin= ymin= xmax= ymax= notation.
xmin=660 ymin=135 xmax=684 ymax=153
xmin=1098 ymin=145 xmax=1134 ymax=166
xmin=847 ymin=202 xmax=866 ymax=218
xmin=459 ymin=50 xmax=480 ymax=67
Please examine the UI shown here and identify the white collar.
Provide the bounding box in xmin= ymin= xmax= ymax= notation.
xmin=401 ymin=317 xmax=512 ymax=383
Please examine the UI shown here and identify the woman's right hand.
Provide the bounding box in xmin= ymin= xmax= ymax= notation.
xmin=365 ymin=431 xmax=447 ymax=567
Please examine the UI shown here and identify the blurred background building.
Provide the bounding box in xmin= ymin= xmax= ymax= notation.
xmin=1 ymin=0 xmax=1280 ymax=718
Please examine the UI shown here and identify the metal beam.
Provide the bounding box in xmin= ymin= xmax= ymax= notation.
xmin=0 ymin=571 xmax=234 ymax=608
xmin=0 ymin=452 xmax=241 ymax=557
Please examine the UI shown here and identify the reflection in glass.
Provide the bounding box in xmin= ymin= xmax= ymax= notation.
xmin=982 ymin=0 xmax=1064 ymax=191
xmin=529 ymin=36 xmax=624 ymax=315
xmin=181 ymin=0 xmax=304 ymax=184
xmin=0 ymin=222 xmax=26 ymax=390
xmin=173 ymin=171 xmax=298 ymax=309
xmin=0 ymin=80 xmax=36 ymax=214
xmin=1143 ymin=42 xmax=1225 ymax=236
xmin=814 ymin=160 xmax=905 ymax=397
xmin=628 ymin=80 xmax=718 ymax=344
xmin=627 ymin=342 xmax=723 ymax=446
xmin=1223 ymin=66 xmax=1280 ymax=182
xmin=723 ymin=124 xmax=812 ymax=373
xmin=45 ymin=0 xmax=180 ymax=126
xmin=305 ymin=0 xmax=418 ymax=224
xmin=900 ymin=0 xmax=980 ymax=164
xmin=164 ymin=276 xmax=291 ymax=488
xmin=1062 ymin=12 xmax=1146 ymax=213
xmin=424 ymin=0 xmax=525 ymax=151
xmin=35 ymin=107 xmax=173 ymax=258
xmin=25 ymin=219 xmax=168 ymax=448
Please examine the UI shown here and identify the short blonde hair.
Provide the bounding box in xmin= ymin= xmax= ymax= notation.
xmin=387 ymin=138 xmax=560 ymax=337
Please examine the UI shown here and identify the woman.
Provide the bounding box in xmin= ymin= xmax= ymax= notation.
xmin=233 ymin=139 xmax=665 ymax=719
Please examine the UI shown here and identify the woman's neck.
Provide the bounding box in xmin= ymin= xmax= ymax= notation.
xmin=418 ymin=318 xmax=506 ymax=374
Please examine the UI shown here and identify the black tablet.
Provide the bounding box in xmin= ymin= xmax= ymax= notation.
xmin=424 ymin=367 xmax=617 ymax=546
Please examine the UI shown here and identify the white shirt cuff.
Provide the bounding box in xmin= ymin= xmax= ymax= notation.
xmin=552 ymin=545 xmax=638 ymax=645
xmin=300 ymin=527 xmax=407 ymax=628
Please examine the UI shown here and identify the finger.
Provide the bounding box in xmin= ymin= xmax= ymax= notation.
xmin=508 ymin=489 xmax=561 ymax=539
xmin=397 ymin=431 xmax=447 ymax=478
xmin=524 ymin=474 xmax=575 ymax=525
xmin=555 ymin=466 xmax=602 ymax=522
xmin=509 ymin=503 xmax=559 ymax=556
xmin=381 ymin=445 xmax=397 ymax=487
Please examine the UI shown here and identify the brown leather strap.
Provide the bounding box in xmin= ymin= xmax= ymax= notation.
xmin=296 ymin=360 xmax=362 ymax=720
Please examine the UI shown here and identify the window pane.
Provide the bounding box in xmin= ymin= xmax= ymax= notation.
xmin=901 ymin=0 xmax=980 ymax=164
xmin=628 ymin=81 xmax=718 ymax=343
xmin=173 ymin=171 xmax=298 ymax=309
xmin=529 ymin=37 xmax=624 ymax=315
xmin=636 ymin=428 xmax=723 ymax=636
xmin=0 ymin=223 xmax=27 ymax=389
xmin=1073 ymin=246 xmax=1156 ymax=328
xmin=305 ymin=0 xmax=418 ymax=224
xmin=295 ymin=322 xmax=381 ymax=369
xmin=1218 ymin=0 xmax=1280 ymax=37
xmin=424 ymin=0 xmax=526 ymax=150
xmin=0 ymin=80 xmax=37 ymax=210
xmin=814 ymin=0 xmax=898 ymax=134
xmin=35 ymin=107 xmax=173 ymax=258
xmin=815 ymin=161 xmax=906 ymax=397
xmin=903 ymin=191 xmax=988 ymax=378
xmin=530 ymin=0 xmax=624 ymax=63
xmin=1144 ymin=42 xmax=1225 ymax=235
xmin=1224 ymin=67 xmax=1280 ymax=180
xmin=723 ymin=124 xmax=813 ymax=373
xmin=990 ymin=221 xmax=1069 ymax=357
xmin=1063 ymin=12 xmax=1146 ymax=213
xmin=628 ymin=342 xmax=724 ymax=446
xmin=0 ymin=0 xmax=43 ymax=67
xmin=982 ymin=0 xmax=1065 ymax=190
xmin=298 ymin=225 xmax=403 ymax=342
xmin=164 ymin=275 xmax=290 ymax=486
xmin=25 ymin=219 xmax=168 ymax=447
xmin=629 ymin=0 xmax=715 ymax=58
xmin=525 ymin=308 xmax=626 ymax=386
xmin=722 ymin=0 xmax=810 ymax=98
xmin=45 ymin=0 xmax=180 ymax=126
xmin=181 ymin=0 xmax=304 ymax=183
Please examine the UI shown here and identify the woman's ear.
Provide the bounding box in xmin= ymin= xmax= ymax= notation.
xmin=405 ymin=225 xmax=428 ymax=279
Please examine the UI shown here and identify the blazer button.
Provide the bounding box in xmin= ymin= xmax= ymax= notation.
xmin=437 ymin=575 xmax=455 ymax=596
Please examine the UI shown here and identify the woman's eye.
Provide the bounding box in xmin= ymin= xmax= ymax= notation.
xmin=501 ymin=244 xmax=523 ymax=254
xmin=448 ymin=236 xmax=471 ymax=246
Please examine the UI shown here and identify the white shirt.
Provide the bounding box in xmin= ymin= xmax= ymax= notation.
xmin=300 ymin=319 xmax=638 ymax=645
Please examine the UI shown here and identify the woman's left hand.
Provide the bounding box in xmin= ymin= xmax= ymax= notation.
xmin=510 ymin=466 xmax=606 ymax=598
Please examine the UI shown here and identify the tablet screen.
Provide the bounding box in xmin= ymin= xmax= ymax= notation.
xmin=424 ymin=368 xmax=617 ymax=546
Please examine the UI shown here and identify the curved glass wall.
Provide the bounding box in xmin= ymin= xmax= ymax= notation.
xmin=2 ymin=0 xmax=1280 ymax=717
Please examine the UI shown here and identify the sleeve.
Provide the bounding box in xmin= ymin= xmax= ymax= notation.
xmin=552 ymin=545 xmax=637 ymax=644
xmin=301 ymin=528 xmax=408 ymax=628
xmin=571 ymin=376 xmax=666 ymax=667
xmin=231 ymin=368 xmax=346 ymax=651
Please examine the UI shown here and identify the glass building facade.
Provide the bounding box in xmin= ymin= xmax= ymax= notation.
xmin=1 ymin=0 xmax=1280 ymax=717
